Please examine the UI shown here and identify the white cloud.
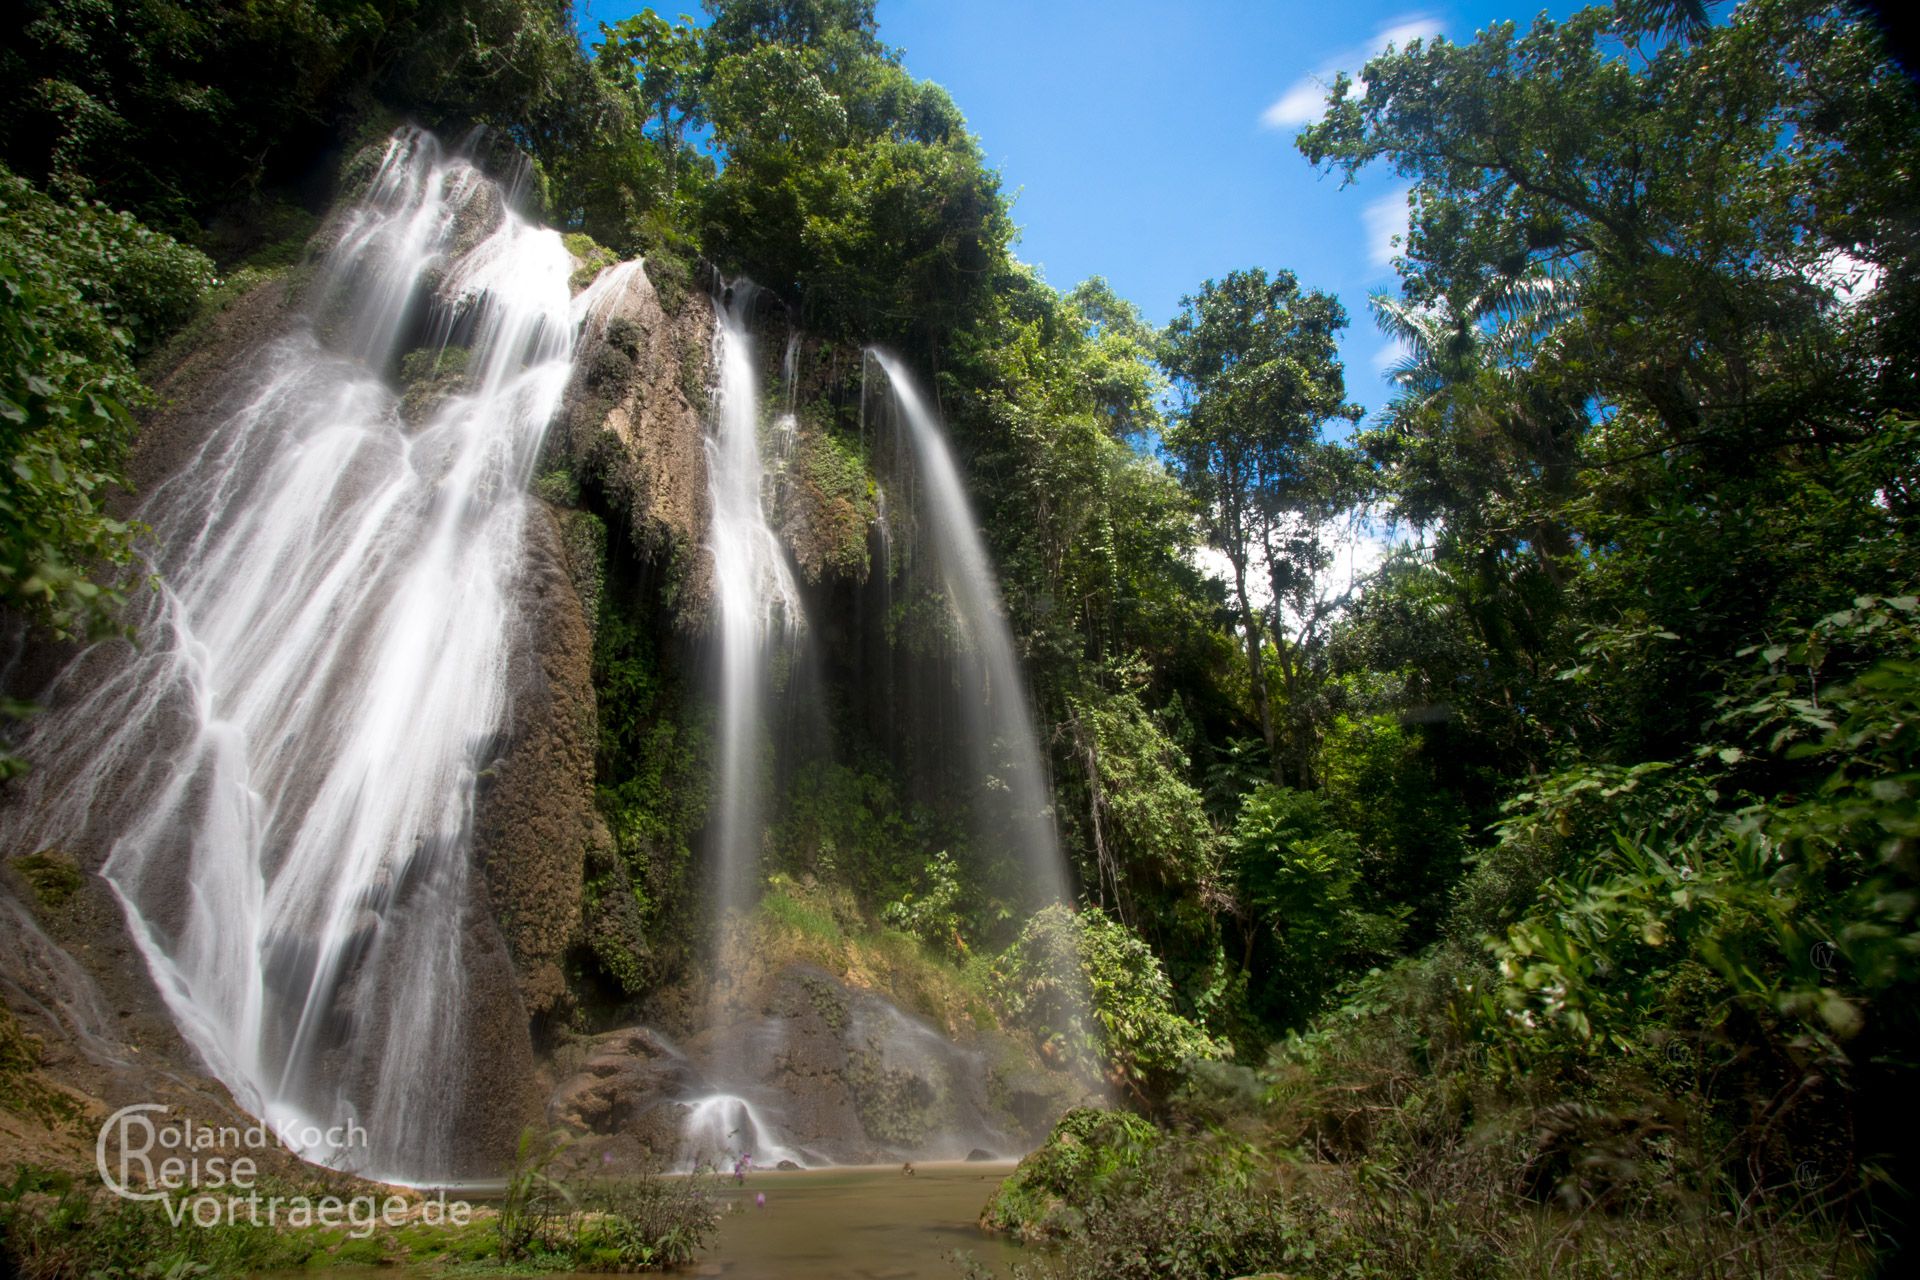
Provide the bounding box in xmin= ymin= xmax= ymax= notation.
xmin=1328 ymin=516 xmax=1392 ymax=593
xmin=1810 ymin=248 xmax=1884 ymax=306
xmin=1259 ymin=12 xmax=1444 ymax=131
xmin=1185 ymin=507 xmax=1408 ymax=634
xmin=1189 ymin=543 xmax=1237 ymax=590
xmin=1260 ymin=81 xmax=1329 ymax=130
xmin=1363 ymin=186 xmax=1411 ymax=269
xmin=1372 ymin=336 xmax=1411 ymax=374
xmin=1377 ymin=15 xmax=1446 ymax=49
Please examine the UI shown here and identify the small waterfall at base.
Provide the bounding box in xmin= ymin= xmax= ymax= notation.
xmin=863 ymin=352 xmax=1070 ymax=912
xmin=679 ymin=1094 xmax=808 ymax=1171
xmin=4 ymin=128 xmax=616 ymax=1182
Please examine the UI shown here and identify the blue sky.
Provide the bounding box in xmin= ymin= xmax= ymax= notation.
xmin=573 ymin=1 xmax=1581 ymax=419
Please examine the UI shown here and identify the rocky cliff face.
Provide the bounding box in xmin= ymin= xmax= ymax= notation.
xmin=553 ymin=264 xmax=717 ymax=616
xmin=474 ymin=501 xmax=601 ymax=1025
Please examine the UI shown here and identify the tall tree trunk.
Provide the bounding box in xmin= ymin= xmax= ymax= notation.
xmin=1263 ymin=530 xmax=1309 ymax=789
xmin=1231 ymin=550 xmax=1283 ymax=785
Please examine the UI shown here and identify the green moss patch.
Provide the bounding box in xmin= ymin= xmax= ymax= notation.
xmin=10 ymin=849 xmax=83 ymax=909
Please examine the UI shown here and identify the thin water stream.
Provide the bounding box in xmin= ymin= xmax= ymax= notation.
xmin=864 ymin=353 xmax=1068 ymax=914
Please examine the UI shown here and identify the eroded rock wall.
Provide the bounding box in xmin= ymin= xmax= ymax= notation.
xmin=475 ymin=501 xmax=603 ymax=1023
xmin=554 ymin=264 xmax=716 ymax=617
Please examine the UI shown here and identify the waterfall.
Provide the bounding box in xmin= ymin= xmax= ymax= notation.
xmin=705 ymin=286 xmax=804 ymax=923
xmin=673 ymin=287 xmax=811 ymax=1167
xmin=4 ymin=128 xmax=608 ymax=1181
xmin=679 ymin=1094 xmax=807 ymax=1171
xmin=865 ymin=353 xmax=1069 ymax=911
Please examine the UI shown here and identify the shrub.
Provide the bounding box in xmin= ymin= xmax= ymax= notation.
xmin=994 ymin=905 xmax=1225 ymax=1101
xmin=1229 ymin=784 xmax=1404 ymax=1026
xmin=880 ymin=849 xmax=969 ymax=957
xmin=982 ymin=1107 xmax=1159 ymax=1240
xmin=497 ymin=1129 xmax=719 ymax=1270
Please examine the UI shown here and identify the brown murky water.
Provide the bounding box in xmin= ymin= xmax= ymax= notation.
xmin=256 ymin=1163 xmax=1027 ymax=1280
xmin=691 ymin=1161 xmax=1026 ymax=1278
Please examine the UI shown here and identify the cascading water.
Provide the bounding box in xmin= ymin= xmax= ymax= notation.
xmin=705 ymin=285 xmax=804 ymax=923
xmin=680 ymin=1095 xmax=807 ymax=1171
xmin=677 ymin=285 xmax=808 ymax=1165
xmin=4 ymin=128 xmax=610 ymax=1180
xmin=865 ymin=353 xmax=1069 ymax=911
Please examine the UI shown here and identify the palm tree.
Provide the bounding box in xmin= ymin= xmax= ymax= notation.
xmin=1368 ymin=274 xmax=1585 ymax=584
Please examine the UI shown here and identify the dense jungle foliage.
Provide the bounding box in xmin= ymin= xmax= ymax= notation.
xmin=2 ymin=0 xmax=1916 ymax=1275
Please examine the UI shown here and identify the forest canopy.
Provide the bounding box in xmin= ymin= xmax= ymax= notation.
xmin=1 ymin=0 xmax=1916 ymax=1275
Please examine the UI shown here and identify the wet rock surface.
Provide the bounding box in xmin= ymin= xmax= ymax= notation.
xmin=0 ymin=873 xmax=319 ymax=1183
xmin=554 ymin=262 xmax=715 ymax=616
xmin=475 ymin=501 xmax=599 ymax=1021
xmin=545 ymin=962 xmax=1097 ymax=1172
xmin=544 ymin=1027 xmax=699 ymax=1175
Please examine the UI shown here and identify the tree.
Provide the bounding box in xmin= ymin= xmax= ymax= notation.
xmin=692 ymin=0 xmax=1009 ymax=342
xmin=595 ymin=9 xmax=706 ymax=186
xmin=1299 ymin=0 xmax=1917 ymax=478
xmin=1161 ymin=269 xmax=1360 ymax=784
xmin=0 ymin=1 xmax=600 ymax=236
xmin=1300 ymin=0 xmax=1920 ymax=761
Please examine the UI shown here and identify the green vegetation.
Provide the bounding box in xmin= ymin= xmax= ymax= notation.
xmin=981 ymin=1107 xmax=1159 ymax=1241
xmin=582 ymin=557 xmax=710 ymax=1001
xmin=0 ymin=164 xmax=212 ymax=649
xmin=0 ymin=1008 xmax=80 ymax=1126
xmin=0 ymin=1146 xmax=713 ymax=1278
xmin=979 ymin=1 xmax=1917 ymax=1273
xmin=7 ymin=849 xmax=82 ymax=909
xmin=2 ymin=0 xmax=1916 ymax=1273
xmin=496 ymin=1131 xmax=718 ymax=1271
xmin=0 ymin=1166 xmax=497 ymax=1279
xmin=994 ymin=905 xmax=1223 ymax=1102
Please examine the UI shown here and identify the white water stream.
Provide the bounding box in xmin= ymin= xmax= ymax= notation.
xmin=7 ymin=129 xmax=617 ymax=1180
xmin=866 ymin=353 xmax=1069 ymax=910
xmin=705 ymin=287 xmax=804 ymax=922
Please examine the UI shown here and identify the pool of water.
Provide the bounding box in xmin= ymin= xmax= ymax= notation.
xmin=691 ymin=1161 xmax=1025 ymax=1278
xmin=254 ymin=1162 xmax=1025 ymax=1279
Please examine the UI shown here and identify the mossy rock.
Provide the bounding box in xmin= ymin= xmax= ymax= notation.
xmin=586 ymin=343 xmax=635 ymax=393
xmin=445 ymin=183 xmax=504 ymax=259
xmin=677 ymin=335 xmax=706 ymax=404
xmin=581 ymin=841 xmax=654 ymax=999
xmin=801 ymin=972 xmax=850 ymax=1032
xmin=397 ymin=345 xmax=471 ymax=425
xmin=0 ymin=1003 xmax=83 ymax=1124
xmin=142 ymin=265 xmax=299 ymax=380
xmin=782 ymin=419 xmax=877 ymax=583
xmin=554 ymin=506 xmax=607 ymax=645
xmin=644 ymin=253 xmax=693 ymax=316
xmin=564 ymin=232 xmax=621 ymax=293
xmin=847 ymin=1042 xmax=949 ymax=1149
xmin=9 ymin=849 xmax=83 ymax=909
